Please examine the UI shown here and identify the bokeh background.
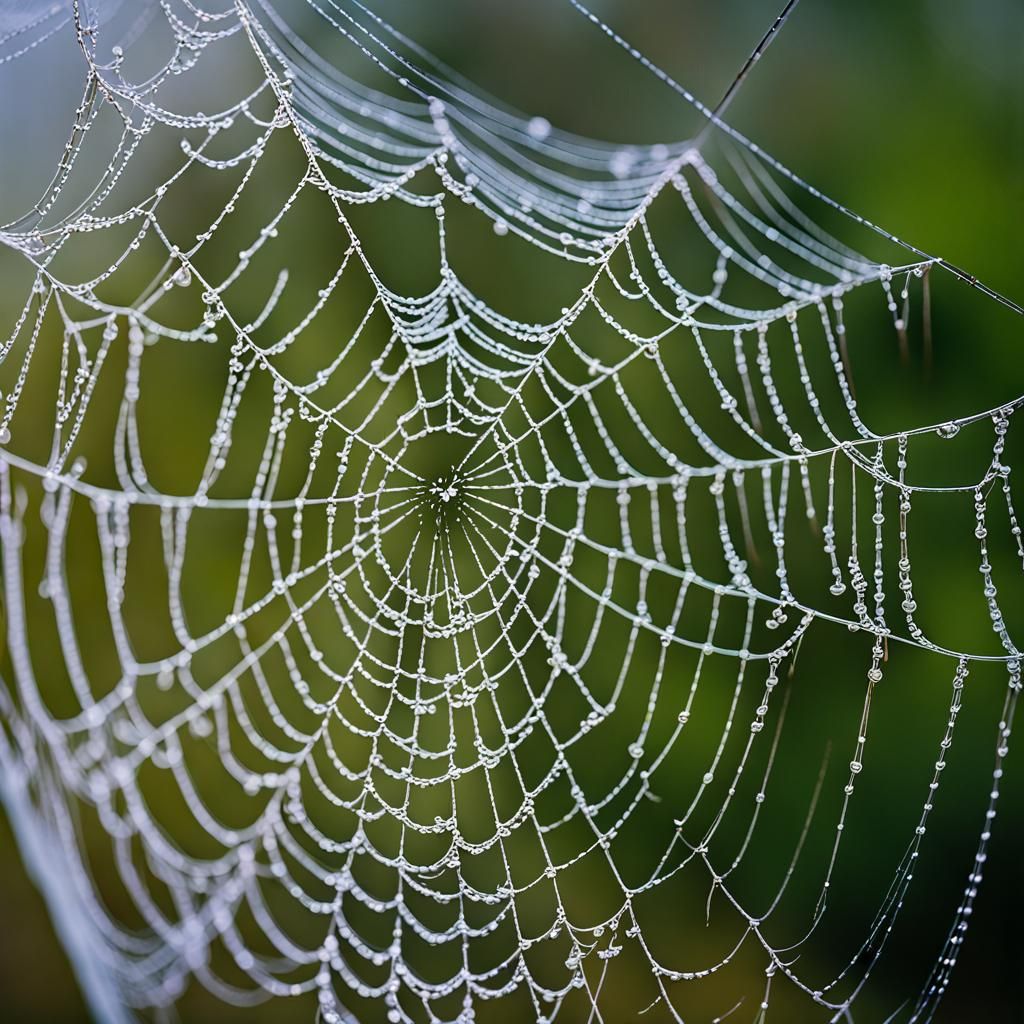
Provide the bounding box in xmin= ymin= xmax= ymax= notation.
xmin=0 ymin=1 xmax=1021 ymax=1021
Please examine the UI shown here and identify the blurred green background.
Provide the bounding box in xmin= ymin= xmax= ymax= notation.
xmin=0 ymin=1 xmax=1021 ymax=1021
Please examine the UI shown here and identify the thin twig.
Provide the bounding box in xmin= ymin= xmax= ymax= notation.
xmin=694 ymin=0 xmax=803 ymax=149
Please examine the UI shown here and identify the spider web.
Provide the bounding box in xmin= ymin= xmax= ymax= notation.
xmin=0 ymin=2 xmax=1021 ymax=1022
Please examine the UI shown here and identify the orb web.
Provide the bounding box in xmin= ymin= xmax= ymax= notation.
xmin=0 ymin=2 xmax=1020 ymax=1023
